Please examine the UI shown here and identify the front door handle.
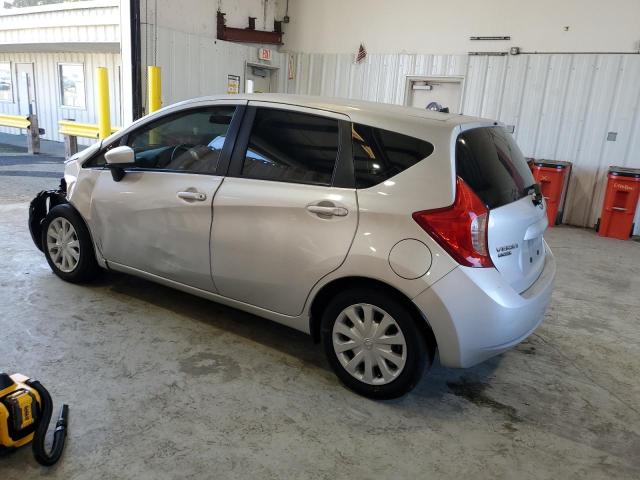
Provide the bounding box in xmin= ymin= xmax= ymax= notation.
xmin=306 ymin=205 xmax=348 ymax=217
xmin=177 ymin=191 xmax=207 ymax=201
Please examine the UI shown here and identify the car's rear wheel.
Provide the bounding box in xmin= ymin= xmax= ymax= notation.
xmin=41 ymin=204 xmax=100 ymax=283
xmin=321 ymin=288 xmax=431 ymax=399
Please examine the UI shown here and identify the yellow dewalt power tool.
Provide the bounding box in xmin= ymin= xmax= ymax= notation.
xmin=0 ymin=373 xmax=69 ymax=466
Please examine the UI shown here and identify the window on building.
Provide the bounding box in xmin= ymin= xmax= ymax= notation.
xmin=352 ymin=123 xmax=434 ymax=188
xmin=59 ymin=64 xmax=86 ymax=108
xmin=0 ymin=63 xmax=12 ymax=102
xmin=241 ymin=108 xmax=340 ymax=186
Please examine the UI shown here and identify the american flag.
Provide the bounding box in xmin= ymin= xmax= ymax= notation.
xmin=355 ymin=43 xmax=367 ymax=64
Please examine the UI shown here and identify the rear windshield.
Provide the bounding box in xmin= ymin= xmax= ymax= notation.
xmin=456 ymin=127 xmax=534 ymax=209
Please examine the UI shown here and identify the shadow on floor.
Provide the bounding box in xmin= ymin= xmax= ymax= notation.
xmin=85 ymin=270 xmax=502 ymax=405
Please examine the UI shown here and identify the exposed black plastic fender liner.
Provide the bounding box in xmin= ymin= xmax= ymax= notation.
xmin=28 ymin=178 xmax=68 ymax=251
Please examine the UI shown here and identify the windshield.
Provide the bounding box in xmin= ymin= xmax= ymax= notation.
xmin=456 ymin=127 xmax=535 ymax=209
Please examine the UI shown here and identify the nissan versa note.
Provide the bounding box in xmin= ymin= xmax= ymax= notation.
xmin=29 ymin=94 xmax=556 ymax=399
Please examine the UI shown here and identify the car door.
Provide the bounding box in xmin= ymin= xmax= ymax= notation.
xmin=210 ymin=102 xmax=358 ymax=316
xmin=90 ymin=101 xmax=245 ymax=291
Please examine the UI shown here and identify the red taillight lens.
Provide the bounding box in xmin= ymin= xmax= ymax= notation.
xmin=413 ymin=177 xmax=493 ymax=268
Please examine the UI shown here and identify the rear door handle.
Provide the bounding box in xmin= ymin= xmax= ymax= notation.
xmin=306 ymin=205 xmax=348 ymax=217
xmin=177 ymin=191 xmax=207 ymax=201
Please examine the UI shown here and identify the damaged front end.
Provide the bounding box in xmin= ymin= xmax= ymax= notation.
xmin=28 ymin=178 xmax=68 ymax=251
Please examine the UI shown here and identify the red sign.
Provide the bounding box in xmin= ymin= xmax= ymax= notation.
xmin=258 ymin=48 xmax=272 ymax=61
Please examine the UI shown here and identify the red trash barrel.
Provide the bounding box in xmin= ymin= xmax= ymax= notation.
xmin=531 ymin=160 xmax=572 ymax=227
xmin=597 ymin=166 xmax=640 ymax=240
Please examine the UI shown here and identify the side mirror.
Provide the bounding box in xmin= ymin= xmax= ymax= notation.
xmin=105 ymin=146 xmax=135 ymax=182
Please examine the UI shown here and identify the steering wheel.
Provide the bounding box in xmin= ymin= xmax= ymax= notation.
xmin=169 ymin=144 xmax=193 ymax=166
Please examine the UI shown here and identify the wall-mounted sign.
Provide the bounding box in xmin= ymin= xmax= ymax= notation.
xmin=258 ymin=48 xmax=272 ymax=62
xmin=227 ymin=74 xmax=240 ymax=94
xmin=287 ymin=53 xmax=295 ymax=80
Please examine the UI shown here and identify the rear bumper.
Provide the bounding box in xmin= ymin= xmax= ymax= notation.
xmin=412 ymin=242 xmax=556 ymax=368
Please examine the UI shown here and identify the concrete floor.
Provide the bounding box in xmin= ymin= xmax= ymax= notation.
xmin=1 ymin=154 xmax=639 ymax=479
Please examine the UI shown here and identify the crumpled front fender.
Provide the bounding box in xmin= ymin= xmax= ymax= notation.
xmin=28 ymin=178 xmax=68 ymax=251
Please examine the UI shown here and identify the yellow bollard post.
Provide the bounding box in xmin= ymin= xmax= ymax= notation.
xmin=147 ymin=66 xmax=162 ymax=113
xmin=96 ymin=67 xmax=111 ymax=139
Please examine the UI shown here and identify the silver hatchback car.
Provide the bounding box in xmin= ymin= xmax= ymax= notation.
xmin=29 ymin=94 xmax=556 ymax=398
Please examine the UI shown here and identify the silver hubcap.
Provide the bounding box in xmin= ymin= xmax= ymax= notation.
xmin=46 ymin=217 xmax=80 ymax=273
xmin=332 ymin=303 xmax=407 ymax=385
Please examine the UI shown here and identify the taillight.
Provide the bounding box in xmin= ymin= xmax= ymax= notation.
xmin=413 ymin=177 xmax=493 ymax=268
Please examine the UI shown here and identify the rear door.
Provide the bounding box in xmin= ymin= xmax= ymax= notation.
xmin=210 ymin=103 xmax=357 ymax=316
xmin=456 ymin=125 xmax=547 ymax=292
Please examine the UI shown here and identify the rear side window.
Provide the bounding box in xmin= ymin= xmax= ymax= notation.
xmin=241 ymin=108 xmax=340 ymax=186
xmin=352 ymin=123 xmax=434 ymax=188
xmin=456 ymin=127 xmax=535 ymax=209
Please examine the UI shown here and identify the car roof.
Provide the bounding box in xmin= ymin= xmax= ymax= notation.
xmin=175 ymin=93 xmax=495 ymax=130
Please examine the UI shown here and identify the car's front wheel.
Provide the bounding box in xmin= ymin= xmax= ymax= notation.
xmin=41 ymin=204 xmax=100 ymax=283
xmin=321 ymin=288 xmax=431 ymax=399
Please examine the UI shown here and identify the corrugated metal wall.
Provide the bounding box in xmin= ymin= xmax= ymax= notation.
xmin=0 ymin=1 xmax=120 ymax=45
xmin=0 ymin=51 xmax=122 ymax=144
xmin=286 ymin=52 xmax=640 ymax=233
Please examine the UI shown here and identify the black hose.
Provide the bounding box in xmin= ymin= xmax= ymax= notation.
xmin=24 ymin=380 xmax=69 ymax=466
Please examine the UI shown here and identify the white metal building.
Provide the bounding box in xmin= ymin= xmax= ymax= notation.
xmin=0 ymin=0 xmax=123 ymax=143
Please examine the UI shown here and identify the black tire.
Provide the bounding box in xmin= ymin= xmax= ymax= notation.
xmin=41 ymin=204 xmax=100 ymax=283
xmin=320 ymin=288 xmax=431 ymax=399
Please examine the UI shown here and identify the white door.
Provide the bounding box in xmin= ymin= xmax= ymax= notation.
xmin=408 ymin=78 xmax=462 ymax=113
xmin=16 ymin=63 xmax=36 ymax=115
xmin=245 ymin=65 xmax=275 ymax=93
xmin=211 ymin=104 xmax=357 ymax=316
xmin=90 ymin=104 xmax=242 ymax=291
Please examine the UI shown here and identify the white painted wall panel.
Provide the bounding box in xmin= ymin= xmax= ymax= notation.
xmin=281 ymin=0 xmax=640 ymax=54
xmin=287 ymin=52 xmax=640 ymax=234
xmin=463 ymin=55 xmax=488 ymax=116
xmin=480 ymin=56 xmax=507 ymax=120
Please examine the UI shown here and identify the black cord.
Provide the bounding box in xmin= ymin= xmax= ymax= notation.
xmin=25 ymin=380 xmax=69 ymax=466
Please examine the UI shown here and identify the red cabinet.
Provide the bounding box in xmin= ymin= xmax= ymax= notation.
xmin=598 ymin=166 xmax=640 ymax=240
xmin=530 ymin=160 xmax=572 ymax=227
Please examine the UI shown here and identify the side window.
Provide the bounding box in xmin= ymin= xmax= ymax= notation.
xmin=352 ymin=123 xmax=434 ymax=188
xmin=126 ymin=106 xmax=236 ymax=173
xmin=0 ymin=62 xmax=13 ymax=102
xmin=83 ymin=140 xmax=121 ymax=168
xmin=241 ymin=108 xmax=339 ymax=186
